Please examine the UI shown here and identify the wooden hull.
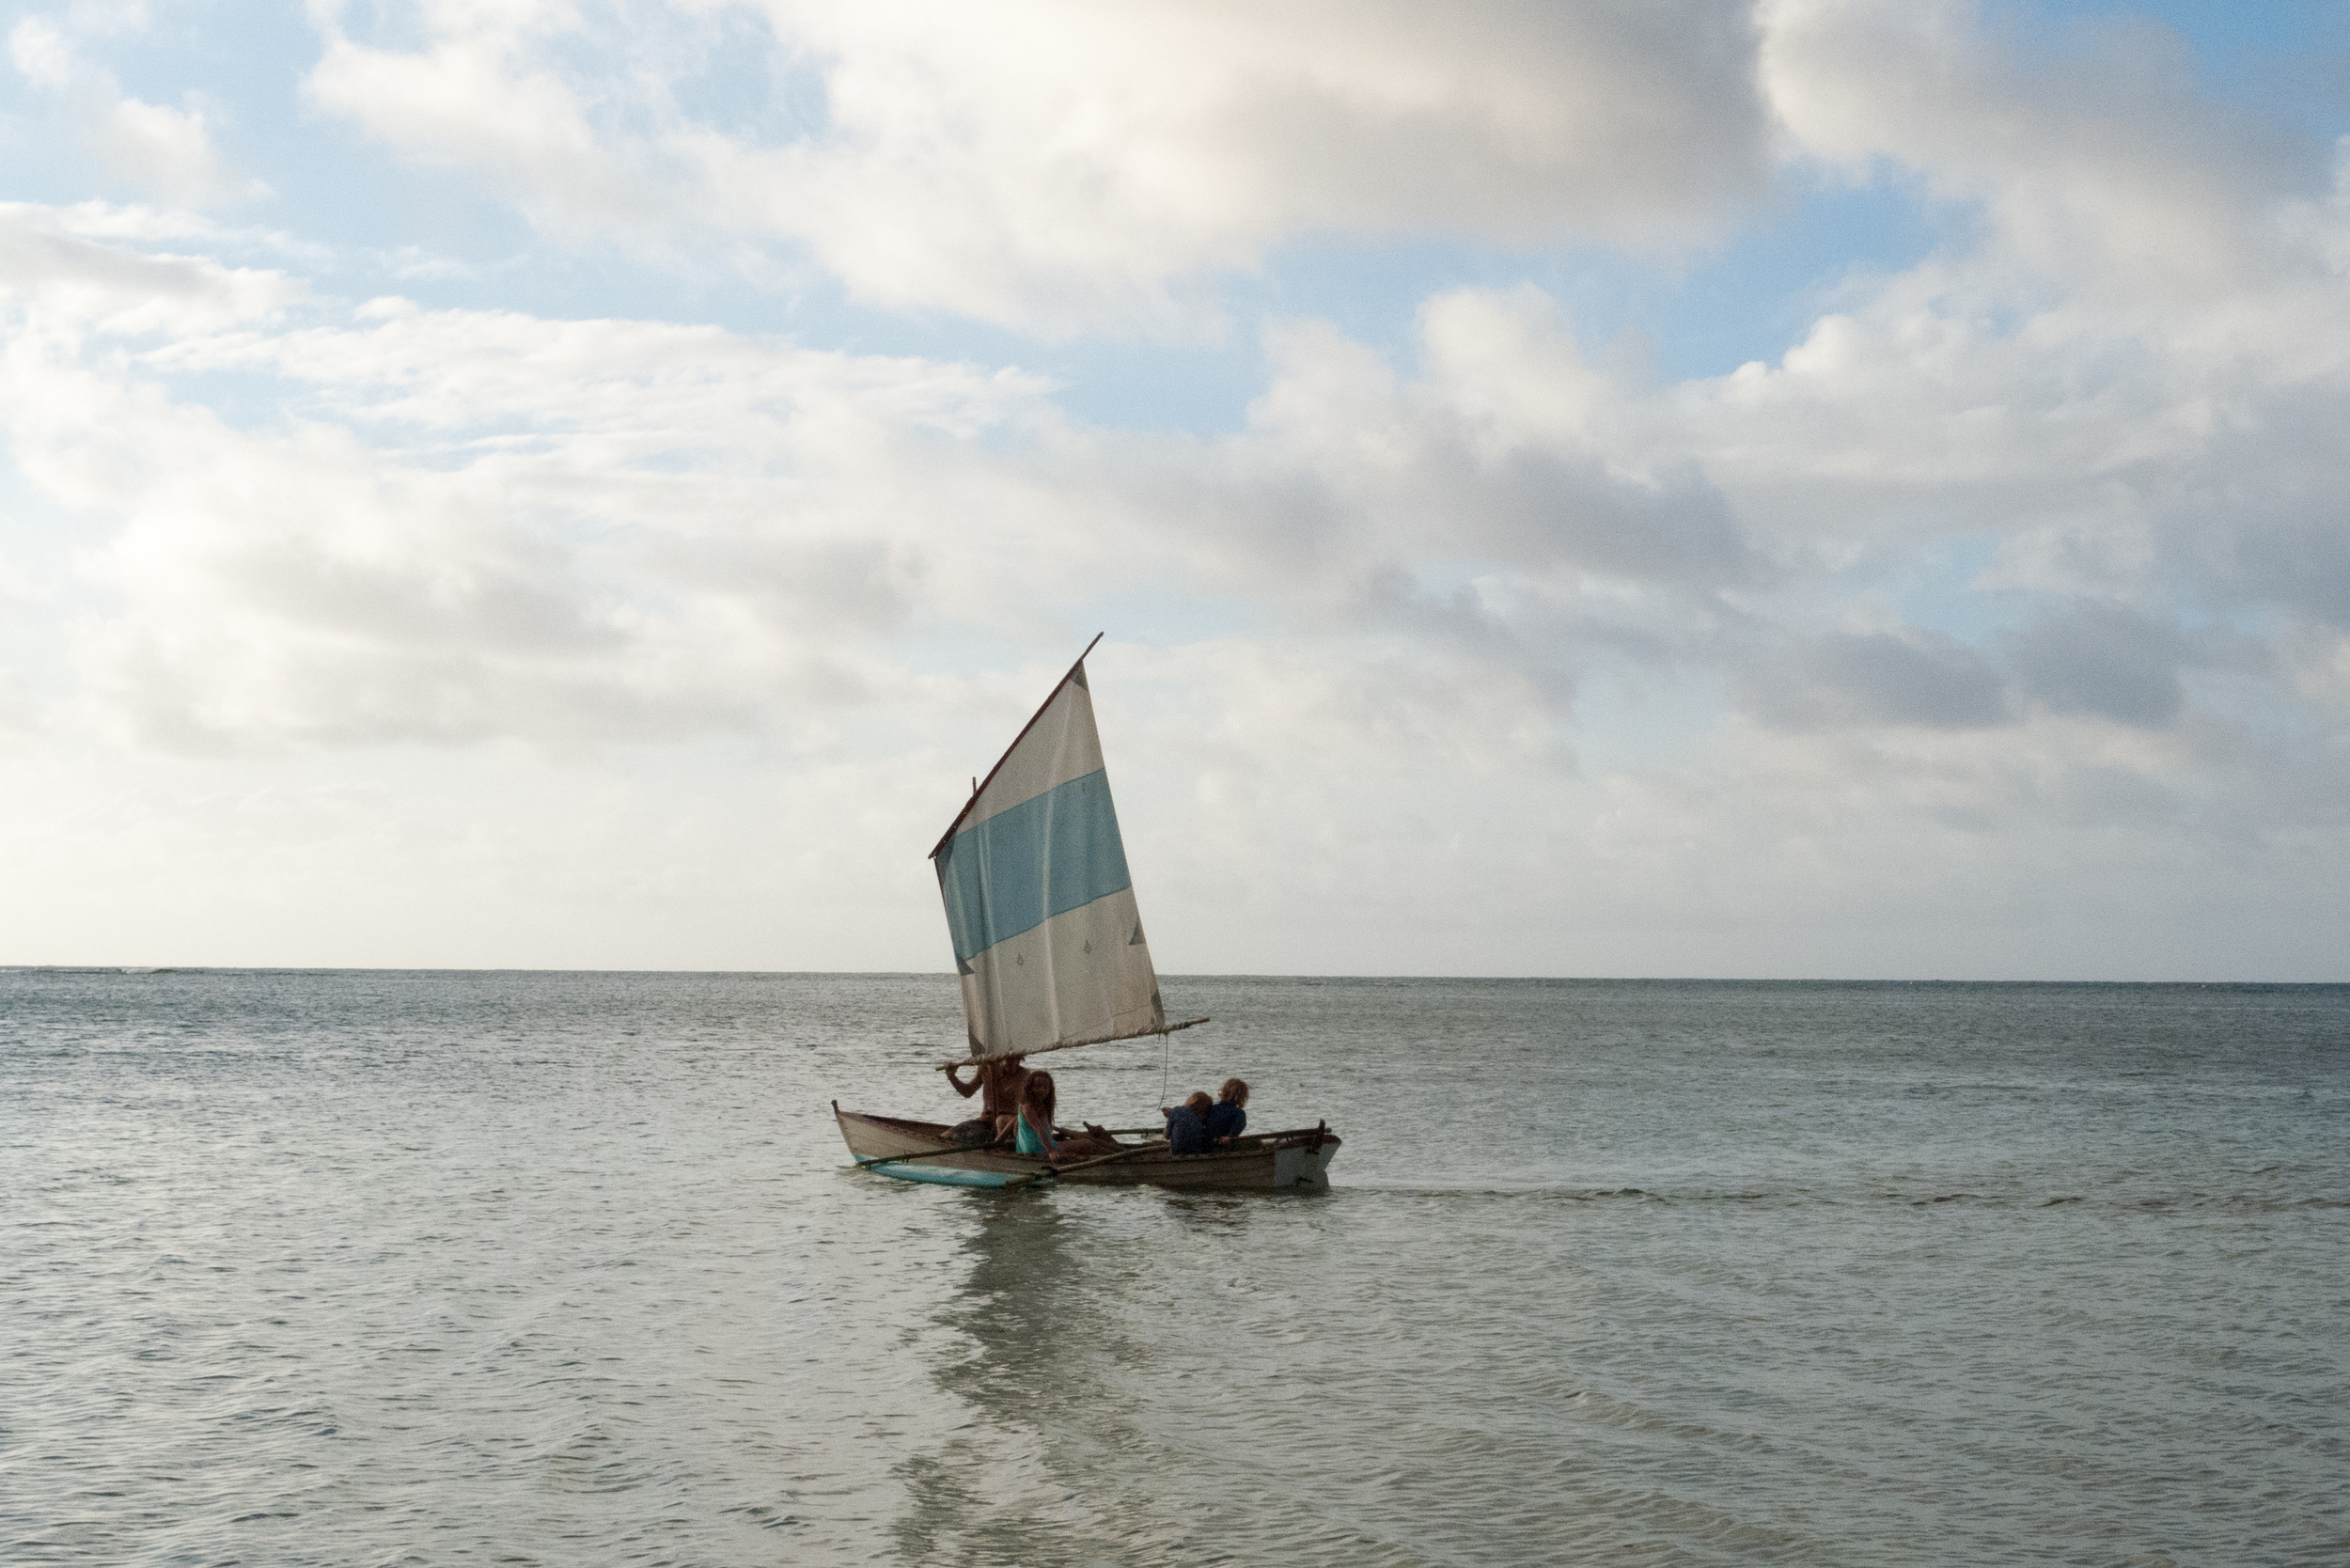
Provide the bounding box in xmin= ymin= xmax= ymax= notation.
xmin=834 ymin=1105 xmax=1340 ymax=1192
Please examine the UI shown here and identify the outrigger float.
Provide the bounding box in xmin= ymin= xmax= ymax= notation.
xmin=837 ymin=636 xmax=1341 ymax=1193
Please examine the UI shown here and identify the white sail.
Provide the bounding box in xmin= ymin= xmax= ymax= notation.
xmin=932 ymin=652 xmax=1165 ymax=1059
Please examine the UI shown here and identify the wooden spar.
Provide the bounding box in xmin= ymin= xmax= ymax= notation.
xmin=941 ymin=1013 xmax=1211 ymax=1069
xmin=999 ymin=1119 xmax=1334 ymax=1190
xmin=1003 ymin=1140 xmax=1158 ymax=1189
xmin=854 ymin=1145 xmax=1004 ymax=1172
xmin=928 ymin=632 xmax=1104 ymax=862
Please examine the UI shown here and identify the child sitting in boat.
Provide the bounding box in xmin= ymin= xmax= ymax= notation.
xmin=1162 ymin=1090 xmax=1214 ymax=1154
xmin=1204 ymin=1078 xmax=1248 ymax=1145
xmin=1015 ymin=1072 xmax=1120 ymax=1161
xmin=1015 ymin=1072 xmax=1060 ymax=1157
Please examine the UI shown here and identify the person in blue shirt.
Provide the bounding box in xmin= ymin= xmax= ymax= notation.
xmin=1203 ymin=1077 xmax=1248 ymax=1145
xmin=1162 ymin=1090 xmax=1213 ymax=1154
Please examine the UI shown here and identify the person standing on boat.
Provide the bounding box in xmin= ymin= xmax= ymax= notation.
xmin=1204 ymin=1078 xmax=1248 ymax=1145
xmin=943 ymin=1054 xmax=1028 ymax=1143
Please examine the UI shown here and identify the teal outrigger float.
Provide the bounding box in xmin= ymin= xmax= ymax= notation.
xmin=836 ymin=638 xmax=1341 ymax=1193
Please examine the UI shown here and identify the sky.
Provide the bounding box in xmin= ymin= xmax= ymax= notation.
xmin=3 ymin=0 xmax=2348 ymax=980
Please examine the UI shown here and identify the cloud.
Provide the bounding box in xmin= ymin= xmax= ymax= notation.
xmin=1734 ymin=627 xmax=2008 ymax=730
xmin=302 ymin=0 xmax=1774 ymax=333
xmin=0 ymin=204 xmax=1773 ymax=773
xmin=302 ymin=5 xmax=634 ymax=231
xmin=9 ymin=0 xmax=2350 ymax=972
xmin=5 ymin=171 xmax=2342 ymax=789
xmin=1225 ymin=301 xmax=1754 ymax=594
xmin=2216 ymin=497 xmax=2350 ymax=632
xmin=2003 ymin=599 xmax=2186 ymax=726
xmin=0 ymin=250 xmax=1049 ymax=751
xmin=88 ymin=93 xmax=261 ymax=206
xmin=0 ymin=205 xmax=301 ymax=334
xmin=9 ymin=13 xmax=270 ymax=208
xmin=7 ymin=14 xmax=73 ymax=87
xmin=1760 ymin=0 xmax=2315 ymax=305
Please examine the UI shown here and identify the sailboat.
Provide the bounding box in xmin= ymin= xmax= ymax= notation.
xmin=834 ymin=636 xmax=1341 ymax=1191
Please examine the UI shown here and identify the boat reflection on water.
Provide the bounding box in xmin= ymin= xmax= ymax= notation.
xmin=887 ymin=1191 xmax=1277 ymax=1564
xmin=888 ymin=1200 xmax=1101 ymax=1563
xmin=932 ymin=1200 xmax=1097 ymax=1411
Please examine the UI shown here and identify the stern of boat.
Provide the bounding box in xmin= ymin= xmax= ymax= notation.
xmin=1270 ymin=1124 xmax=1340 ymax=1189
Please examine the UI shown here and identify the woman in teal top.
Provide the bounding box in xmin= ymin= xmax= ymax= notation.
xmin=1015 ymin=1071 xmax=1063 ymax=1158
xmin=1015 ymin=1071 xmax=1121 ymax=1160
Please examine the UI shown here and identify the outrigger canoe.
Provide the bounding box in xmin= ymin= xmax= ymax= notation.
xmin=837 ymin=1105 xmax=1340 ymax=1191
xmin=834 ymin=635 xmax=1343 ymax=1194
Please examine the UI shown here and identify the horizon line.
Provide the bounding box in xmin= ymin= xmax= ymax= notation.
xmin=5 ymin=966 xmax=2345 ymax=987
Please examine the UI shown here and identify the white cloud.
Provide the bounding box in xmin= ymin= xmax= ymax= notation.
xmin=88 ymin=91 xmax=259 ymax=205
xmin=10 ymin=141 xmax=2349 ymax=775
xmin=1760 ymin=0 xmax=2336 ymax=330
xmin=0 ymin=205 xmax=300 ymax=333
xmin=303 ymin=0 xmax=1774 ymax=334
xmin=0 ymin=228 xmax=1056 ymax=751
xmin=9 ymin=16 xmax=76 ymax=86
xmin=0 ymin=206 xmax=1778 ymax=762
xmin=9 ymin=10 xmax=269 ymax=207
xmin=7 ymin=0 xmax=2350 ymax=973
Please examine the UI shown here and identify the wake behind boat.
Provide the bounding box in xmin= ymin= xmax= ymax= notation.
xmin=837 ymin=636 xmax=1340 ymax=1192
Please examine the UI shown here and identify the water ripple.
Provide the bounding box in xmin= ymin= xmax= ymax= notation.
xmin=3 ymin=970 xmax=2345 ymax=1566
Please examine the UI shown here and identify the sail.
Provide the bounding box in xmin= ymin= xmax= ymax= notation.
xmin=932 ymin=654 xmax=1165 ymax=1059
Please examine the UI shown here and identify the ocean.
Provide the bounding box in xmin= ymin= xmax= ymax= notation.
xmin=3 ymin=970 xmax=2343 ymax=1565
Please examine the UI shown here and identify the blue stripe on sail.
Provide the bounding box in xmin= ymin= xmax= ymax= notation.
xmin=938 ymin=768 xmax=1132 ymax=963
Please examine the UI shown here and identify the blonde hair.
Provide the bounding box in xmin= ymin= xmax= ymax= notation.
xmin=1217 ymin=1077 xmax=1249 ymax=1106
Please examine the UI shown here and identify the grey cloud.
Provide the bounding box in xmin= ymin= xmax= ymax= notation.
xmin=0 ymin=212 xmax=296 ymax=326
xmin=1357 ymin=569 xmax=1590 ymax=722
xmin=97 ymin=635 xmax=761 ymax=755
xmin=1214 ymin=0 xmax=1772 ymax=241
xmin=1220 ymin=315 xmax=1760 ymax=594
xmin=1437 ymin=445 xmax=1755 ymax=588
xmin=1120 ymin=432 xmax=1755 ymax=618
xmin=1763 ymin=1 xmax=2320 ymax=301
xmin=104 ymin=525 xmax=917 ymax=754
xmin=2125 ymin=398 xmax=2350 ymax=634
xmin=2227 ymin=515 xmax=2350 ymax=631
xmin=645 ymin=536 xmax=918 ymax=643
xmin=225 ymin=531 xmax=622 ymax=657
xmin=1735 ymin=628 xmax=2008 ymax=731
xmin=2004 ymin=600 xmax=2186 ymax=727
xmin=1118 ymin=458 xmax=1358 ymax=583
xmin=305 ymin=1 xmax=1775 ymax=333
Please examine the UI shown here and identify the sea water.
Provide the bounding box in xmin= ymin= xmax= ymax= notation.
xmin=2 ymin=970 xmax=2343 ymax=1566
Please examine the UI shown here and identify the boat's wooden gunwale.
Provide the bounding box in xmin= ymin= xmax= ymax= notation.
xmin=834 ymin=1105 xmax=1338 ymax=1192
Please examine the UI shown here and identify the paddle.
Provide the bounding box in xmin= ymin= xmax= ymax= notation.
xmin=1002 ymin=1140 xmax=1162 ymax=1190
xmin=854 ymin=1144 xmax=1003 ymax=1172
